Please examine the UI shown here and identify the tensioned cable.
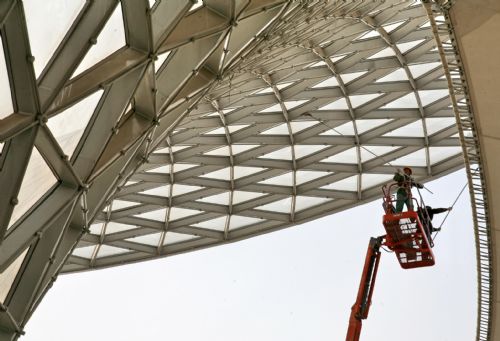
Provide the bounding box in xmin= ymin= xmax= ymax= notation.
xmin=308 ymin=111 xmax=468 ymax=239
xmin=307 ymin=111 xmax=448 ymax=207
xmin=439 ymin=181 xmax=467 ymax=226
xmin=306 ymin=112 xmax=434 ymax=193
xmin=431 ymin=183 xmax=465 ymax=242
xmin=304 ymin=112 xmax=401 ymax=171
xmin=432 ymin=167 xmax=479 ymax=242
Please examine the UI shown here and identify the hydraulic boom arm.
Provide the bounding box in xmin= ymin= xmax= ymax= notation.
xmin=345 ymin=236 xmax=384 ymax=341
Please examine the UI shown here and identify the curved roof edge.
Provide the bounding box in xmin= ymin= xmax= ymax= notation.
xmin=426 ymin=0 xmax=499 ymax=340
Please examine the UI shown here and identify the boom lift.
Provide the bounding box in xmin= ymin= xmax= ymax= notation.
xmin=346 ymin=183 xmax=435 ymax=341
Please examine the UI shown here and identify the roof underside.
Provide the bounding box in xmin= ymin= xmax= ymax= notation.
xmin=64 ymin=0 xmax=463 ymax=271
xmin=0 ymin=0 xmax=464 ymax=274
xmin=0 ymin=0 xmax=466 ymax=307
xmin=2 ymin=0 xmax=488 ymax=338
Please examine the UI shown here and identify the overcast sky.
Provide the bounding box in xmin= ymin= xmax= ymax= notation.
xmin=24 ymin=169 xmax=476 ymax=341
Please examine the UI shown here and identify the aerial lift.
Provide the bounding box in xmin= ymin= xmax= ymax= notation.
xmin=346 ymin=182 xmax=435 ymax=341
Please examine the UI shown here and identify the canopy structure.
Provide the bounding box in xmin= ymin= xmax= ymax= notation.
xmin=72 ymin=0 xmax=466 ymax=271
xmin=0 ymin=1 xmax=492 ymax=340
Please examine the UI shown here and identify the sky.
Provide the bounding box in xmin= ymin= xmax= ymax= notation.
xmin=23 ymin=169 xmax=477 ymax=341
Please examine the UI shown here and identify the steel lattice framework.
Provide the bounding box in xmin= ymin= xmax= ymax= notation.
xmin=0 ymin=0 xmax=485 ymax=340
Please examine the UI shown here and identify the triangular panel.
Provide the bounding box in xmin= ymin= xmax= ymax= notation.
xmin=9 ymin=147 xmax=58 ymax=228
xmin=295 ymin=196 xmax=331 ymax=211
xmin=47 ymin=90 xmax=103 ymax=158
xmin=72 ymin=3 xmax=126 ymax=77
xmin=255 ymin=197 xmax=292 ymax=213
xmin=24 ymin=0 xmax=86 ymax=77
xmin=0 ymin=248 xmax=29 ymax=303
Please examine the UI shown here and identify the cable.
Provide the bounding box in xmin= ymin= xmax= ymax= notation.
xmin=423 ymin=187 xmax=434 ymax=195
xmin=430 ymin=184 xmax=463 ymax=242
xmin=431 ymin=167 xmax=479 ymax=242
xmin=306 ymin=112 xmax=473 ymax=242
xmin=305 ymin=112 xmax=434 ymax=193
xmin=435 ymin=181 xmax=468 ymax=231
xmin=304 ymin=113 xmax=400 ymax=172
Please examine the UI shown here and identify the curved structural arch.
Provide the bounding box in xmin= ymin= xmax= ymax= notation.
xmin=69 ymin=0 xmax=463 ymax=272
xmin=427 ymin=0 xmax=500 ymax=340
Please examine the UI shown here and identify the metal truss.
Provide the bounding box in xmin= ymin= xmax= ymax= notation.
xmin=0 ymin=0 xmax=470 ymax=339
xmin=67 ymin=0 xmax=464 ymax=272
xmin=424 ymin=1 xmax=493 ymax=340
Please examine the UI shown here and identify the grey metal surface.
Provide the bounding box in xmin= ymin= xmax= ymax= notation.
xmin=426 ymin=0 xmax=496 ymax=340
xmin=70 ymin=0 xmax=463 ymax=271
xmin=0 ymin=0 xmax=479 ymax=339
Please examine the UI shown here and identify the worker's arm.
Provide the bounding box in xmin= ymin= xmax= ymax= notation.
xmin=393 ymin=171 xmax=423 ymax=189
xmin=430 ymin=207 xmax=451 ymax=215
xmin=393 ymin=172 xmax=403 ymax=182
xmin=410 ymin=177 xmax=424 ymax=189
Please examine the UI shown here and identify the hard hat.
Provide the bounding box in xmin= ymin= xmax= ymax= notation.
xmin=403 ymin=167 xmax=412 ymax=175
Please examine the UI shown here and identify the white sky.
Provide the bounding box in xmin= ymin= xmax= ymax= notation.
xmin=24 ymin=169 xmax=476 ymax=341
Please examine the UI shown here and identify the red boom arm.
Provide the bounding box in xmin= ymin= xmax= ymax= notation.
xmin=345 ymin=236 xmax=384 ymax=341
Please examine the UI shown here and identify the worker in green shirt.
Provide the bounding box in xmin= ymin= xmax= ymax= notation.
xmin=393 ymin=167 xmax=423 ymax=212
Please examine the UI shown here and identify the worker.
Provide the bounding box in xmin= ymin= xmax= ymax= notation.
xmin=393 ymin=167 xmax=423 ymax=212
xmin=418 ymin=205 xmax=452 ymax=237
